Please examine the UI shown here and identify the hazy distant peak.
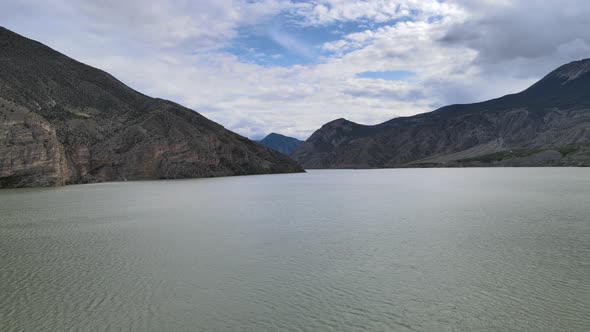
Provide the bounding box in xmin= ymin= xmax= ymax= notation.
xmin=258 ymin=133 xmax=303 ymax=156
xmin=265 ymin=132 xmax=290 ymax=139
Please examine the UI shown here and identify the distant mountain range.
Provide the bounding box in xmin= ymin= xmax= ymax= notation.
xmin=0 ymin=27 xmax=303 ymax=188
xmin=257 ymin=133 xmax=303 ymax=156
xmin=292 ymin=59 xmax=590 ymax=168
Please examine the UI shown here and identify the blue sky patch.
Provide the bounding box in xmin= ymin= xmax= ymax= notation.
xmin=356 ymin=70 xmax=416 ymax=81
xmin=224 ymin=13 xmax=416 ymax=66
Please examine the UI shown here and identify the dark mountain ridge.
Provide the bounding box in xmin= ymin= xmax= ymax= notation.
xmin=292 ymin=59 xmax=590 ymax=168
xmin=0 ymin=27 xmax=303 ymax=188
xmin=257 ymin=133 xmax=303 ymax=155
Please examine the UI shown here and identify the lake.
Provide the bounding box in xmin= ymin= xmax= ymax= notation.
xmin=1 ymin=169 xmax=589 ymax=331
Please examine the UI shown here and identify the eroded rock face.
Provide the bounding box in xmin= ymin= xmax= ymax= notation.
xmin=0 ymin=105 xmax=69 ymax=187
xmin=292 ymin=59 xmax=590 ymax=169
xmin=0 ymin=27 xmax=303 ymax=188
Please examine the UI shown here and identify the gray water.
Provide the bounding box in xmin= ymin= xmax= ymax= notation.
xmin=1 ymin=169 xmax=589 ymax=331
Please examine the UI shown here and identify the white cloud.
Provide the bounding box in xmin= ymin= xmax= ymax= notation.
xmin=293 ymin=0 xmax=461 ymax=26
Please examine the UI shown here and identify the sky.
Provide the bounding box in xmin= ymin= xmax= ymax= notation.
xmin=2 ymin=0 xmax=590 ymax=140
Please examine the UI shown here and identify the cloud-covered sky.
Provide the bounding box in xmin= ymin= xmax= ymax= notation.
xmin=2 ymin=0 xmax=590 ymax=139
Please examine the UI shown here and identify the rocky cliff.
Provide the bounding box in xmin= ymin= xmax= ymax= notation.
xmin=292 ymin=59 xmax=590 ymax=168
xmin=0 ymin=27 xmax=303 ymax=188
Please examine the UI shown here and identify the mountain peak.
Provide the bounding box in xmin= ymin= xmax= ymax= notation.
xmin=544 ymin=58 xmax=590 ymax=82
xmin=329 ymin=118 xmax=349 ymax=124
xmin=294 ymin=58 xmax=590 ymax=169
xmin=321 ymin=118 xmax=357 ymax=129
xmin=0 ymin=26 xmax=35 ymax=44
xmin=266 ymin=132 xmax=288 ymax=139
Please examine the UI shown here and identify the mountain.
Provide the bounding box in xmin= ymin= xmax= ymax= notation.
xmin=257 ymin=133 xmax=304 ymax=155
xmin=0 ymin=27 xmax=303 ymax=188
xmin=292 ymin=59 xmax=590 ymax=168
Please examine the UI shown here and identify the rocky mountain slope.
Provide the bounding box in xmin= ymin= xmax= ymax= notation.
xmin=0 ymin=27 xmax=303 ymax=188
xmin=292 ymin=59 xmax=590 ymax=168
xmin=257 ymin=133 xmax=303 ymax=155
